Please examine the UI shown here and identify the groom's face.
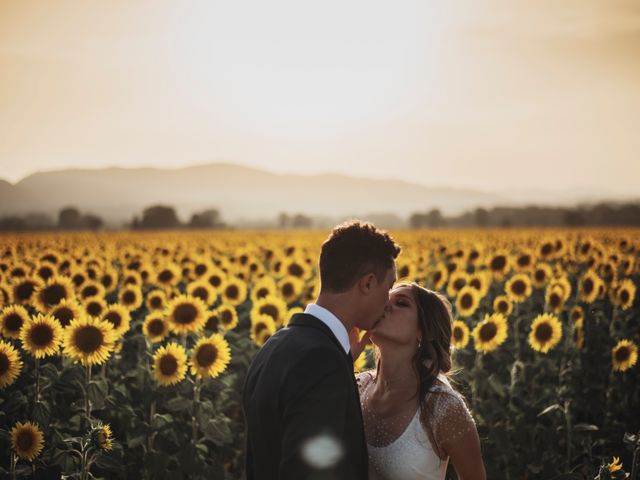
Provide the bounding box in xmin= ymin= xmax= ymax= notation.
xmin=359 ymin=262 xmax=397 ymax=330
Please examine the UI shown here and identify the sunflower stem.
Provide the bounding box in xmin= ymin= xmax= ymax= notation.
xmin=10 ymin=451 xmax=16 ymax=480
xmin=83 ymin=366 xmax=92 ymax=431
xmin=34 ymin=357 xmax=41 ymax=405
xmin=192 ymin=379 xmax=201 ymax=443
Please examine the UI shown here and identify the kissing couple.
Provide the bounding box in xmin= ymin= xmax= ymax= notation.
xmin=242 ymin=220 xmax=486 ymax=479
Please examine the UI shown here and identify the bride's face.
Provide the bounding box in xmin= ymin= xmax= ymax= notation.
xmin=370 ymin=285 xmax=421 ymax=346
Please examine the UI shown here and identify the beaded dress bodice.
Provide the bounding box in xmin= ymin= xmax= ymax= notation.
xmin=356 ymin=371 xmax=476 ymax=480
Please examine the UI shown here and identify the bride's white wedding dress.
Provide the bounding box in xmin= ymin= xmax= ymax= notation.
xmin=357 ymin=370 xmax=476 ymax=480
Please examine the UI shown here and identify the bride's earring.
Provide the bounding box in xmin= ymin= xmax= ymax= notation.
xmin=417 ymin=338 xmax=422 ymax=349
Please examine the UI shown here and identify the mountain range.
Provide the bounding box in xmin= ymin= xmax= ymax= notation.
xmin=0 ymin=163 xmax=636 ymax=227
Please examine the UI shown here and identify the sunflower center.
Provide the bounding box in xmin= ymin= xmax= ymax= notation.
xmin=257 ymin=288 xmax=269 ymax=299
xmin=260 ymin=305 xmax=278 ymax=320
xmin=225 ymin=285 xmax=239 ymax=299
xmin=104 ymin=311 xmax=122 ymax=329
xmin=16 ymin=431 xmax=34 ymax=451
xmin=195 ymin=264 xmax=207 ymax=276
xmin=158 ymin=270 xmax=173 ymax=283
xmin=82 ymin=285 xmax=98 ymax=298
xmin=174 ymin=304 xmax=198 ymax=324
xmin=433 ymin=272 xmax=442 ymax=283
xmin=282 ymin=283 xmax=294 ymax=297
xmin=535 ymin=323 xmax=553 ymax=343
xmin=469 ymin=279 xmax=481 ymax=290
xmin=16 ymin=282 xmax=35 ymax=300
xmin=549 ymin=293 xmax=561 ymax=308
xmin=159 ymin=355 xmax=178 ymax=375
xmin=453 ymin=327 xmax=463 ymax=341
xmin=5 ymin=313 xmax=24 ymax=332
xmin=288 ymin=264 xmax=304 ymax=278
xmin=30 ymin=324 xmax=54 ymax=347
xmin=620 ymin=290 xmax=630 ymax=303
xmin=72 ymin=274 xmax=85 ymax=286
xmin=43 ymin=284 xmax=66 ymax=306
xmin=460 ymin=293 xmax=473 ymax=309
xmin=497 ymin=301 xmax=508 ymax=313
xmin=541 ymin=244 xmax=553 ymax=256
xmin=518 ymin=256 xmax=531 ymax=267
xmin=255 ymin=322 xmax=268 ymax=335
xmin=122 ymin=291 xmax=136 ymax=304
xmin=193 ymin=287 xmax=209 ymax=301
xmin=196 ymin=344 xmax=218 ymax=367
xmin=399 ymin=266 xmax=409 ymax=278
xmin=86 ymin=301 xmax=104 ymax=317
xmin=479 ymin=322 xmax=497 ymax=342
xmin=221 ymin=310 xmax=233 ymax=325
xmin=53 ymin=307 xmax=74 ymax=327
xmin=534 ymin=270 xmax=545 ymax=282
xmin=511 ymin=280 xmax=526 ymax=295
xmin=150 ymin=296 xmax=163 ymax=309
xmin=614 ymin=347 xmax=630 ymax=363
xmin=583 ymin=279 xmax=594 ymax=294
xmin=490 ymin=256 xmax=506 ymax=271
xmin=75 ymin=326 xmax=104 ymax=353
xmin=0 ymin=352 xmax=9 ymax=375
xmin=209 ymin=275 xmax=222 ymax=288
xmin=148 ymin=319 xmax=165 ymax=336
xmin=454 ymin=279 xmax=466 ymax=290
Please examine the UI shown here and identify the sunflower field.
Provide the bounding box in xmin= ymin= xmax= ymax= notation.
xmin=0 ymin=229 xmax=638 ymax=479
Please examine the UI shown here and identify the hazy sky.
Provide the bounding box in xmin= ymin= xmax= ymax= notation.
xmin=1 ymin=0 xmax=639 ymax=193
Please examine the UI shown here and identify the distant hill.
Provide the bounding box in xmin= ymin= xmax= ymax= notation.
xmin=0 ymin=163 xmax=505 ymax=225
xmin=1 ymin=162 xmax=636 ymax=226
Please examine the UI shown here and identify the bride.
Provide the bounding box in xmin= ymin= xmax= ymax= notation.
xmin=351 ymin=282 xmax=486 ymax=480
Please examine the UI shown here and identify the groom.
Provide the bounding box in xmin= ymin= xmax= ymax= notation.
xmin=242 ymin=220 xmax=400 ymax=480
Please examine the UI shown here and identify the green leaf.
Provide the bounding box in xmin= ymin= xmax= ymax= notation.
xmin=571 ymin=423 xmax=598 ymax=433
xmin=203 ymin=419 xmax=232 ymax=446
xmin=164 ymin=396 xmax=192 ymax=412
xmin=537 ymin=404 xmax=563 ymax=417
xmin=152 ymin=413 xmax=173 ymax=429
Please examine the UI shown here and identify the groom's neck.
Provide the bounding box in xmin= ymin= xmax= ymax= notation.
xmin=314 ymin=293 xmax=356 ymax=332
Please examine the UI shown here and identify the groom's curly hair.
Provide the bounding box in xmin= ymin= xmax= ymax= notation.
xmin=319 ymin=219 xmax=401 ymax=293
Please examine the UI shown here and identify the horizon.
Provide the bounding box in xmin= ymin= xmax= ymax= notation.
xmin=1 ymin=1 xmax=639 ymax=194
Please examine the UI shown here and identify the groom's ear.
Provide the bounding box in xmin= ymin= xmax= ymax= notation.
xmin=358 ymin=272 xmax=376 ymax=294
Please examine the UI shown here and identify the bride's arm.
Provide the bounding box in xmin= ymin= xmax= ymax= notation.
xmin=433 ymin=393 xmax=486 ymax=480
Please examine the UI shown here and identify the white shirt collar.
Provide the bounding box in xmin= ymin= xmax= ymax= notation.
xmin=303 ymin=303 xmax=350 ymax=355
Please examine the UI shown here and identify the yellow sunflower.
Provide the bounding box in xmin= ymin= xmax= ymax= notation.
xmin=277 ymin=276 xmax=305 ymax=304
xmin=608 ymin=456 xmax=623 ymax=474
xmin=0 ymin=305 xmax=30 ymax=339
xmin=190 ymin=334 xmax=231 ymax=379
xmin=216 ymin=304 xmax=239 ymax=330
xmin=33 ymin=275 xmax=75 ymax=313
xmin=101 ymin=304 xmax=131 ymax=338
xmin=611 ymin=339 xmax=638 ymax=372
xmin=78 ymin=280 xmax=106 ymax=301
xmin=20 ymin=313 xmax=63 ymax=358
xmin=487 ymin=251 xmax=511 ymax=280
xmin=467 ymin=271 xmax=490 ymax=297
xmin=11 ymin=421 xmax=44 ymax=461
xmin=220 ymin=277 xmax=248 ymax=306
xmin=250 ymin=296 xmax=287 ymax=328
xmin=153 ymin=343 xmax=188 ymax=386
xmin=532 ymin=263 xmax=552 ymax=289
xmin=281 ymin=258 xmax=309 ymax=280
xmin=11 ymin=276 xmax=43 ymax=306
xmin=472 ymin=313 xmax=508 ymax=353
xmin=493 ymin=295 xmax=513 ymax=316
xmin=505 ymin=273 xmax=532 ymax=303
xmin=49 ymin=298 xmax=83 ymax=328
xmin=579 ymin=270 xmax=603 ymax=304
xmin=446 ymin=271 xmax=469 ymax=298
xmin=145 ymin=289 xmax=167 ymax=312
xmin=205 ymin=267 xmax=227 ymax=292
xmin=83 ymin=296 xmax=107 ymax=319
xmin=142 ymin=312 xmax=170 ymax=343
xmin=165 ymin=294 xmax=207 ymax=334
xmin=514 ymin=250 xmax=535 ymax=272
xmin=353 ymin=351 xmax=367 ymax=373
xmin=118 ymin=285 xmax=143 ymax=311
xmin=250 ymin=314 xmax=276 ymax=347
xmin=187 ymin=280 xmax=218 ymax=306
xmin=452 ymin=320 xmax=470 ymax=349
xmin=63 ymin=316 xmax=117 ymax=366
xmin=528 ymin=313 xmax=562 ymax=353
xmin=0 ymin=339 xmax=23 ymax=388
xmin=250 ymin=276 xmax=277 ymax=303
xmin=615 ymin=278 xmax=636 ymax=311
xmin=573 ymin=319 xmax=584 ymax=350
xmin=427 ymin=263 xmax=448 ymax=291
xmin=284 ymin=306 xmax=304 ymax=327
xmin=91 ymin=423 xmax=113 ymax=451
xmin=155 ymin=263 xmax=181 ymax=288
xmin=545 ymin=285 xmax=566 ymax=314
xmin=455 ymin=286 xmax=481 ymax=318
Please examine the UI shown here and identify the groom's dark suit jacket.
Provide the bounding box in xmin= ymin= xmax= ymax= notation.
xmin=242 ymin=312 xmax=369 ymax=480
